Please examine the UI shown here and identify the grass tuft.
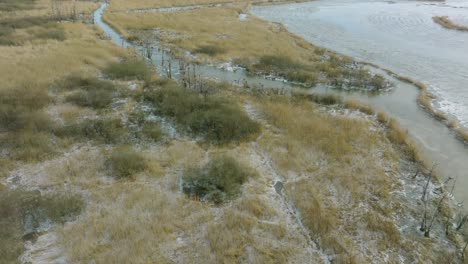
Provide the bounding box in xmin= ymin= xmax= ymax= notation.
xmin=55 ymin=117 xmax=128 ymax=144
xmin=194 ymin=44 xmax=227 ymax=56
xmin=106 ymin=146 xmax=147 ymax=179
xmin=61 ymin=75 xmax=118 ymax=109
xmin=183 ymin=156 xmax=255 ymax=204
xmin=104 ymin=59 xmax=153 ymax=81
xmin=433 ymin=16 xmax=468 ymax=32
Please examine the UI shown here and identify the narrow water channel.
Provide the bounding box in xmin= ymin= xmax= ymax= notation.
xmin=94 ymin=2 xmax=468 ymax=202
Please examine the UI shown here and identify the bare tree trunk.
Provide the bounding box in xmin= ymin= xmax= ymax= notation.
xmin=420 ymin=164 xmax=437 ymax=234
xmin=425 ymin=194 xmax=447 ymax=237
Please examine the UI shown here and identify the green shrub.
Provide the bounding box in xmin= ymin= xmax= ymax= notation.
xmin=104 ymin=59 xmax=153 ymax=81
xmin=55 ymin=117 xmax=127 ymax=144
xmin=61 ymin=75 xmax=117 ymax=109
xmin=194 ymin=45 xmax=226 ymax=56
xmin=141 ymin=122 xmax=163 ymax=141
xmin=65 ymin=89 xmax=114 ymax=109
xmin=0 ymin=85 xmax=50 ymax=131
xmin=144 ymin=84 xmax=260 ymax=144
xmin=182 ymin=156 xmax=254 ymax=204
xmin=5 ymin=131 xmax=55 ymax=161
xmin=106 ymin=146 xmax=146 ymax=179
xmin=0 ymin=189 xmax=83 ymax=263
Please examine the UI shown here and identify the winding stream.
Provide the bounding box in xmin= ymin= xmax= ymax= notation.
xmin=94 ymin=2 xmax=468 ymax=202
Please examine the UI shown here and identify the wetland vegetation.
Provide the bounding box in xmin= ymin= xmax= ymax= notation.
xmin=1 ymin=0 xmax=467 ymax=263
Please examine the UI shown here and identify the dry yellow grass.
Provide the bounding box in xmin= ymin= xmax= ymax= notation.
xmin=0 ymin=0 xmax=99 ymax=19
xmin=249 ymin=95 xmax=455 ymax=262
xmin=1 ymin=0 xmax=463 ymax=262
xmin=0 ymin=23 xmax=124 ymax=89
xmin=109 ymin=0 xmax=243 ymax=11
xmin=107 ymin=0 xmax=309 ymax=11
xmin=433 ymin=16 xmax=468 ymax=32
xmin=103 ymin=5 xmax=320 ymax=64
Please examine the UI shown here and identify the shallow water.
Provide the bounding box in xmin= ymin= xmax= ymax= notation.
xmin=94 ymin=3 xmax=294 ymax=90
xmin=252 ymin=0 xmax=468 ymax=126
xmin=251 ymin=0 xmax=468 ymax=201
xmin=94 ymin=3 xmax=468 ymax=202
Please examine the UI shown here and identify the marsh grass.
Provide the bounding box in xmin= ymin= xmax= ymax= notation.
xmin=0 ymin=83 xmax=56 ymax=161
xmin=0 ymin=189 xmax=83 ymax=263
xmin=140 ymin=122 xmax=164 ymax=141
xmin=0 ymin=0 xmax=36 ymax=11
xmin=254 ymin=95 xmax=413 ymax=260
xmin=247 ymin=55 xmax=318 ymax=84
xmin=183 ymin=156 xmax=255 ymax=204
xmin=194 ymin=44 xmax=226 ymax=56
xmin=104 ymin=59 xmax=153 ymax=81
xmin=106 ymin=146 xmax=147 ymax=179
xmin=0 ymin=16 xmax=65 ymax=45
xmin=433 ymin=16 xmax=468 ymax=32
xmin=0 ymin=84 xmax=50 ymax=132
xmin=144 ymin=82 xmax=260 ymax=144
xmin=61 ymin=75 xmax=118 ymax=109
xmin=55 ymin=117 xmax=128 ymax=144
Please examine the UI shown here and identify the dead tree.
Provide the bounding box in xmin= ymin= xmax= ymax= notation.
xmin=425 ymin=194 xmax=447 ymax=237
xmin=420 ymin=165 xmax=435 ymax=232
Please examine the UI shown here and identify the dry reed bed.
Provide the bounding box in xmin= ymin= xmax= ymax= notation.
xmin=433 ymin=16 xmax=468 ymax=32
xmin=108 ymin=0 xmax=312 ymax=12
xmin=251 ymin=94 xmax=461 ymax=262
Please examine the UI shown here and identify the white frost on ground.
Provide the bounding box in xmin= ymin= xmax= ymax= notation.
xmin=20 ymin=232 xmax=67 ymax=264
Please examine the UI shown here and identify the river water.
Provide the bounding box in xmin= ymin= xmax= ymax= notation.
xmin=94 ymin=2 xmax=468 ymax=202
xmin=253 ymin=0 xmax=468 ymax=127
xmin=252 ymin=0 xmax=468 ymax=202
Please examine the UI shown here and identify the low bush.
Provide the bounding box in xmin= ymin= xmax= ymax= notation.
xmin=106 ymin=146 xmax=146 ymax=179
xmin=141 ymin=122 xmax=163 ymax=142
xmin=248 ymin=55 xmax=318 ymax=84
xmin=4 ymin=131 xmax=55 ymax=162
xmin=61 ymin=76 xmax=117 ymax=109
xmin=144 ymin=83 xmax=259 ymax=144
xmin=55 ymin=117 xmax=128 ymax=144
xmin=0 ymin=84 xmax=50 ymax=132
xmin=182 ymin=156 xmax=255 ymax=204
xmin=104 ymin=59 xmax=153 ymax=81
xmin=194 ymin=44 xmax=226 ymax=56
xmin=0 ymin=189 xmax=83 ymax=263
